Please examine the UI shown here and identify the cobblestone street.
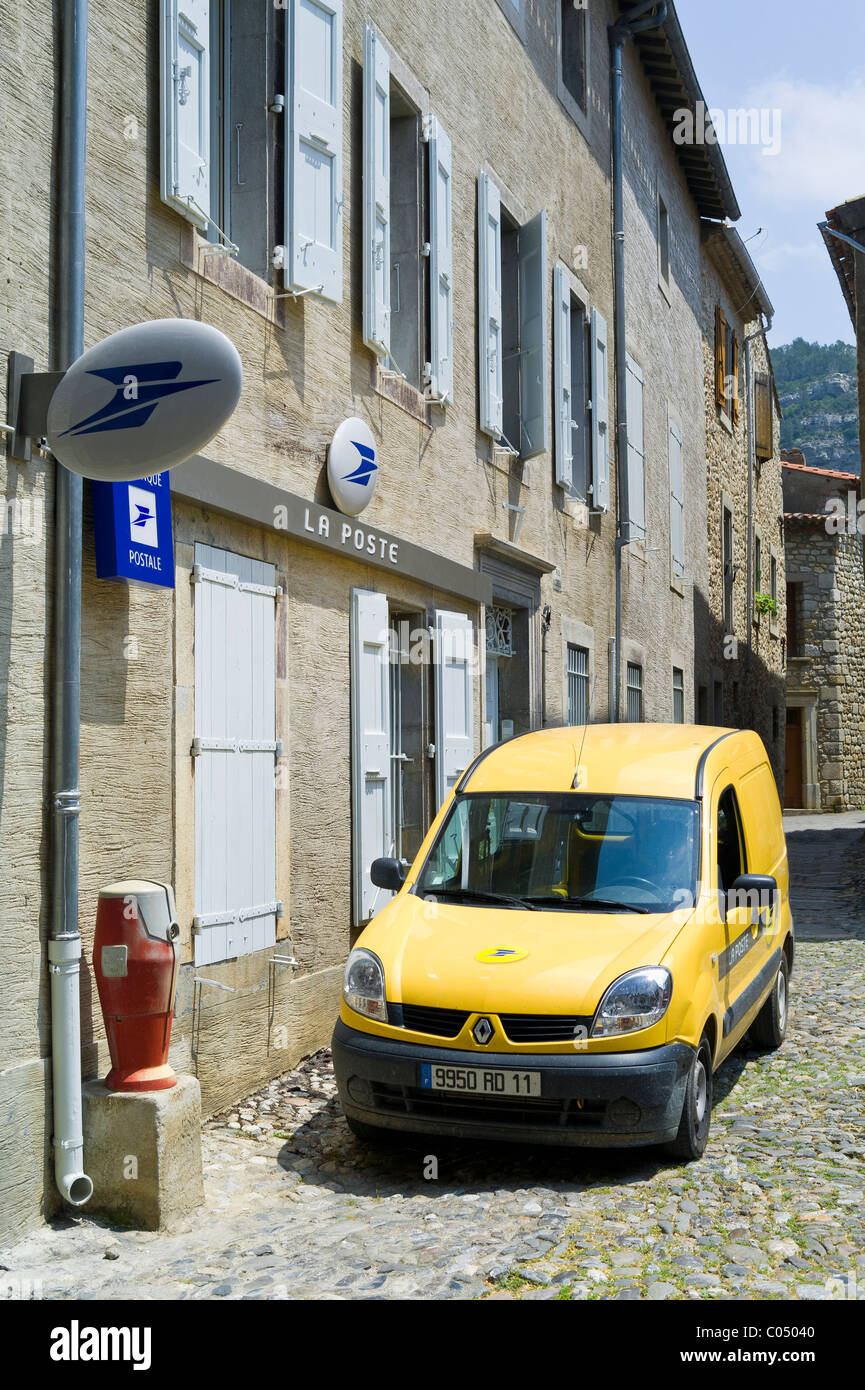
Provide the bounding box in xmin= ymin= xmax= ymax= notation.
xmin=4 ymin=813 xmax=864 ymax=1302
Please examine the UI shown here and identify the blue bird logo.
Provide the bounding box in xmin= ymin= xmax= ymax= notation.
xmin=60 ymin=361 xmax=218 ymax=437
xmin=342 ymin=440 xmax=378 ymax=487
xmin=131 ymin=503 xmax=153 ymax=528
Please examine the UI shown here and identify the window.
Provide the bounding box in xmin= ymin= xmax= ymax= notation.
xmin=658 ymin=193 xmax=670 ymax=285
xmin=754 ymin=533 xmax=762 ymax=596
xmin=159 ymin=0 xmax=345 ymax=299
xmin=485 ymin=603 xmax=531 ymax=746
xmin=625 ymin=354 xmax=646 ymax=539
xmin=770 ymin=552 xmax=778 ymax=622
xmin=786 ymin=581 xmax=800 ymax=654
xmin=669 ymin=420 xmax=684 ymax=579
xmin=193 ymin=545 xmax=279 ymax=966
xmin=553 ymin=267 xmax=608 ymax=508
xmin=417 ymin=793 xmax=700 ymax=915
xmin=755 ymin=371 xmax=773 ymax=460
xmin=714 ymin=305 xmax=726 ymax=409
xmin=626 ymin=662 xmax=643 ymax=722
xmin=567 ymin=644 xmax=589 ymax=725
xmin=478 ymin=172 xmax=548 ymax=458
xmin=716 ymin=785 xmax=746 ymax=911
xmin=363 ymin=27 xmax=453 ymax=398
xmin=722 ymin=504 xmax=734 ymax=631
xmin=351 ymin=592 xmax=473 ymax=922
xmin=672 ymin=667 xmax=684 ymax=724
xmin=560 ymin=1 xmax=587 ymax=113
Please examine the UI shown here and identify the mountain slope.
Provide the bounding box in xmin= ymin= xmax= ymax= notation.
xmin=773 ymin=339 xmax=859 ymax=474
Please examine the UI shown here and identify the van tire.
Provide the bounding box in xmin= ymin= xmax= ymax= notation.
xmin=749 ymin=956 xmax=789 ymax=1050
xmin=666 ymin=1036 xmax=713 ymax=1162
xmin=345 ymin=1115 xmax=388 ymax=1143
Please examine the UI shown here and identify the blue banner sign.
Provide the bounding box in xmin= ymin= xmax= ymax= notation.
xmin=92 ymin=471 xmax=175 ymax=588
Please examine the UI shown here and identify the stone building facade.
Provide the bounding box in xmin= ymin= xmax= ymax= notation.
xmin=699 ymin=223 xmax=785 ymax=787
xmin=783 ymin=455 xmax=865 ymax=810
xmin=2 ymin=0 xmax=765 ymax=1241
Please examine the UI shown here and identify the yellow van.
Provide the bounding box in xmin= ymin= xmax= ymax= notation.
xmin=332 ymin=724 xmax=793 ymax=1160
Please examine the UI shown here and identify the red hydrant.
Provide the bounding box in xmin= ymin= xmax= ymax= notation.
xmin=93 ymin=880 xmax=180 ymax=1091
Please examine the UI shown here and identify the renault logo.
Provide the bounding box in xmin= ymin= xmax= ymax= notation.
xmin=473 ymin=1017 xmax=494 ymax=1045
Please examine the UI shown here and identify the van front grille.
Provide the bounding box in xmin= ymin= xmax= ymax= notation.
xmin=388 ymin=1003 xmax=470 ymax=1037
xmin=370 ymin=1081 xmax=605 ymax=1128
xmin=499 ymin=1013 xmax=594 ymax=1044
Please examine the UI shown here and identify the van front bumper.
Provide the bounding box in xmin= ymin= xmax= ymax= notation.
xmin=332 ymin=1018 xmax=694 ymax=1148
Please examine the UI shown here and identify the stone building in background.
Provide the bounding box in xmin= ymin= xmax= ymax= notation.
xmin=782 ymin=452 xmax=865 ymax=810
xmin=700 ymin=222 xmax=785 ymax=787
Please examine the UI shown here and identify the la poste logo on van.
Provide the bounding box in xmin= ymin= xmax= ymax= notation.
xmin=475 ymin=947 xmax=530 ymax=964
xmin=327 ymin=417 xmax=379 ymax=517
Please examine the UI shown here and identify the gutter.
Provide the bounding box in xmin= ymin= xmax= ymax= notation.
xmin=609 ymin=1 xmax=668 ymax=720
xmin=49 ymin=0 xmax=93 ymax=1208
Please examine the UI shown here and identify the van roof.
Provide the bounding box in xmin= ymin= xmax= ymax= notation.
xmin=459 ymin=724 xmax=757 ymax=800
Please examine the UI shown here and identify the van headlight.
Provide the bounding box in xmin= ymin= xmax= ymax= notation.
xmin=343 ymin=948 xmax=388 ymax=1023
xmin=591 ymin=967 xmax=672 ymax=1037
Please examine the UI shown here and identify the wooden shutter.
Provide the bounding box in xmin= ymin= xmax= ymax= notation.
xmin=434 ymin=611 xmax=474 ymax=808
xmin=590 ymin=307 xmax=610 ymax=511
xmin=286 ymin=0 xmax=344 ymax=302
xmin=625 ymin=354 xmax=645 ymax=539
xmin=518 ymin=209 xmax=548 ymax=459
xmin=428 ymin=116 xmax=454 ymax=402
xmin=730 ymin=332 xmax=740 ymax=425
xmin=714 ymin=305 xmax=726 ymax=408
xmin=755 ymin=372 xmax=772 ymax=460
xmin=193 ymin=546 xmax=279 ymax=966
xmin=350 ymin=589 xmax=392 ymax=924
xmin=553 ymin=264 xmax=573 ymax=489
xmin=160 ymin=0 xmax=211 ymax=227
xmin=362 ymin=24 xmax=390 ymax=355
xmin=669 ymin=421 xmax=685 ymax=578
xmin=478 ymin=172 xmax=503 ymax=438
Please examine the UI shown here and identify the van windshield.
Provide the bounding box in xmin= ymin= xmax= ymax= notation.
xmin=415 ymin=793 xmax=700 ymax=914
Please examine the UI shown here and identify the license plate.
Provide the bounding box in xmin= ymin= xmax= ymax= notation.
xmin=420 ymin=1063 xmax=541 ymax=1096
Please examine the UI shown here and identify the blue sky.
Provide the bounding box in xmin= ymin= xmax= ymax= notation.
xmin=675 ymin=0 xmax=865 ymax=348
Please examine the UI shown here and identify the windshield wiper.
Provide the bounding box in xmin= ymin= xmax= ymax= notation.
xmin=421 ymin=887 xmax=538 ymax=911
xmin=524 ymin=895 xmax=651 ymax=914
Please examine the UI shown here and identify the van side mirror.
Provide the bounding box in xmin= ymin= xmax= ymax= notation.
xmin=370 ymin=857 xmax=407 ymax=892
xmin=726 ymin=873 xmax=778 ymax=923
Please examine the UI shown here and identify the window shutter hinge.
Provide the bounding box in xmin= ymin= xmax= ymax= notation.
xmin=427 ymin=743 xmax=436 ymax=758
xmin=421 ymin=241 xmax=431 ymax=258
xmin=276 ymin=901 xmax=284 ymax=919
xmin=422 ymin=116 xmax=432 ymax=143
xmin=275 ymin=739 xmax=284 ymax=759
xmin=268 ymin=94 xmax=285 ymax=115
xmin=273 ymin=244 xmax=286 ymax=270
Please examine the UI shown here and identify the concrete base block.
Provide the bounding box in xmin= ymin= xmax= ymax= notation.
xmin=82 ymin=1074 xmax=204 ymax=1230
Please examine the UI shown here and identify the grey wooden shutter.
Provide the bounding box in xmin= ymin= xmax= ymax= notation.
xmin=518 ymin=209 xmax=548 ymax=459
xmin=553 ymin=264 xmax=573 ymax=489
xmin=669 ymin=421 xmax=685 ymax=577
xmin=433 ymin=610 xmax=474 ymax=807
xmin=351 ymin=589 xmax=392 ymax=924
xmin=285 ymin=0 xmax=344 ymax=302
xmin=428 ymin=116 xmax=454 ymax=402
xmin=478 ymin=171 xmax=503 ymax=438
xmin=193 ymin=546 xmax=279 ymax=966
xmin=625 ymin=353 xmax=646 ymax=539
xmin=160 ymin=0 xmax=211 ymax=227
xmin=590 ymin=307 xmax=610 ymax=511
xmin=362 ymin=23 xmax=390 ymax=355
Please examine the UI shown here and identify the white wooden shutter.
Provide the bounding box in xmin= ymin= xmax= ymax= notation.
xmin=478 ymin=172 xmax=503 ymax=438
xmin=625 ymin=354 xmax=646 ymax=539
xmin=362 ymin=24 xmax=390 ymax=355
xmin=286 ymin=0 xmax=344 ymax=302
xmin=553 ymin=264 xmax=573 ymax=489
xmin=669 ymin=421 xmax=685 ymax=578
xmin=351 ymin=589 xmax=392 ymax=924
xmin=193 ymin=546 xmax=279 ymax=967
xmin=160 ymin=0 xmax=211 ymax=228
xmin=428 ymin=116 xmax=454 ymax=403
xmin=434 ymin=610 xmax=474 ymax=808
xmin=590 ymin=307 xmax=609 ymax=511
xmin=518 ymin=209 xmax=548 ymax=459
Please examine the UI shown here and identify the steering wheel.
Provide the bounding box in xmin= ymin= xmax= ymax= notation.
xmin=596 ymin=875 xmax=659 ymax=895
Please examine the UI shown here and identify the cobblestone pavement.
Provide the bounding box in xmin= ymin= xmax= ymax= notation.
xmin=4 ymin=814 xmax=864 ymax=1301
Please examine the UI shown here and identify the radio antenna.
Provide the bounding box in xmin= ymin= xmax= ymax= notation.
xmin=572 ymin=666 xmax=598 ymax=788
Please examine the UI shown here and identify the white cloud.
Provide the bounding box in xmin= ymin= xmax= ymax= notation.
xmin=732 ymin=73 xmax=865 ymax=207
xmin=755 ymin=239 xmax=825 ymax=273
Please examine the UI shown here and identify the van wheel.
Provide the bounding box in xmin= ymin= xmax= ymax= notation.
xmin=749 ymin=956 xmax=789 ymax=1050
xmin=345 ymin=1115 xmax=387 ymax=1143
xmin=666 ymin=1036 xmax=713 ymax=1162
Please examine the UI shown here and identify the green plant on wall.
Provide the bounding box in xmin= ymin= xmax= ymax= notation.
xmin=755 ymin=592 xmax=777 ymax=617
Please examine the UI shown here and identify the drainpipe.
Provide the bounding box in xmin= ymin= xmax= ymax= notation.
xmin=744 ymin=311 xmax=772 ymax=677
xmin=49 ymin=0 xmax=93 ymax=1208
xmin=609 ymin=1 xmax=667 ymax=720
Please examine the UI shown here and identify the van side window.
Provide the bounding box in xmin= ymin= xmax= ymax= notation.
xmin=716 ymin=786 xmax=746 ymax=911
